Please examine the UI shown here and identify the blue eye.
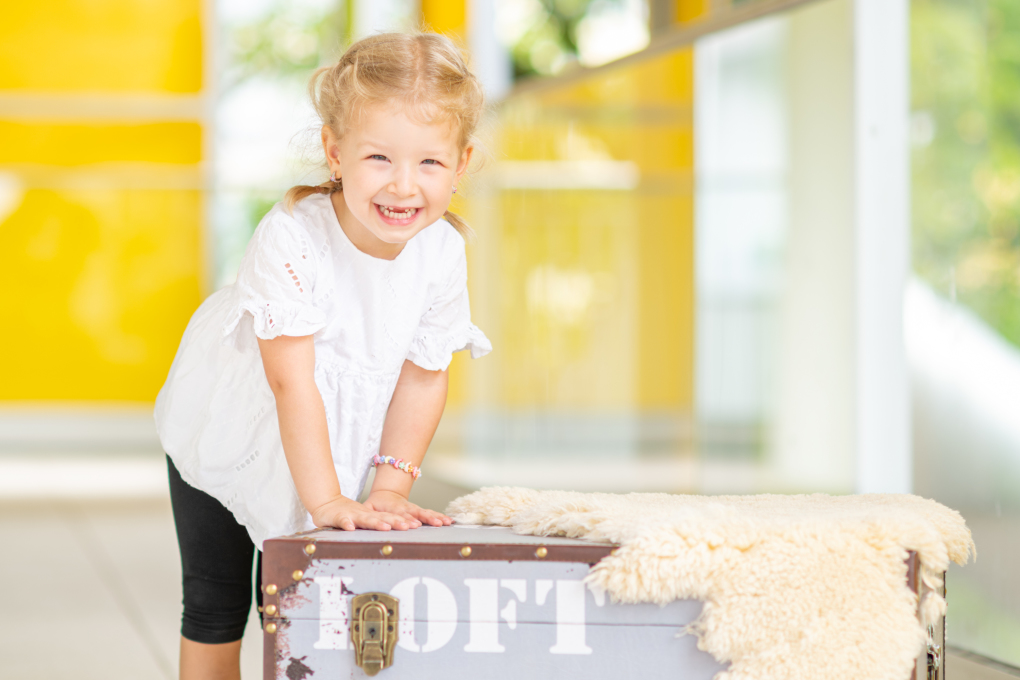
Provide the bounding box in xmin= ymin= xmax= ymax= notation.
xmin=422 ymin=159 xmax=439 ymax=165
xmin=370 ymin=154 xmax=388 ymax=161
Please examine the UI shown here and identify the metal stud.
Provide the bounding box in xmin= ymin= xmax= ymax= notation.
xmin=535 ymin=546 xmax=548 ymax=559
xmin=265 ymin=584 xmax=278 ymax=595
xmin=265 ymin=604 xmax=277 ymax=616
xmin=304 ymin=543 xmax=317 ymax=555
xmin=265 ymin=622 xmax=277 ymax=634
xmin=611 ymin=549 xmax=620 ymax=557
xmin=460 ymin=546 xmax=472 ymax=558
xmin=293 ymin=569 xmax=304 ymax=581
xmin=381 ymin=545 xmax=393 ymax=556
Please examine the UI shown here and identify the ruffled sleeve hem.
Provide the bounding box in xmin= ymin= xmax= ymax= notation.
xmin=222 ymin=286 xmax=328 ymax=344
xmin=407 ymin=323 xmax=492 ymax=372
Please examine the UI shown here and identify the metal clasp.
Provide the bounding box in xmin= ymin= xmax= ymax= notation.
xmin=351 ymin=592 xmax=399 ymax=676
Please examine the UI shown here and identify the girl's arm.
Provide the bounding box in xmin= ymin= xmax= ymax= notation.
xmin=363 ymin=359 xmax=454 ymax=527
xmin=257 ymin=334 xmax=412 ymax=531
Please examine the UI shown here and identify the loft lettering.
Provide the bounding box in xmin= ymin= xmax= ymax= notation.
xmin=312 ymin=575 xmax=605 ymax=655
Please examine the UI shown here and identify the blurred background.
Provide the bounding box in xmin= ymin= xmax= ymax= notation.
xmin=2 ymin=0 xmax=1019 ymax=677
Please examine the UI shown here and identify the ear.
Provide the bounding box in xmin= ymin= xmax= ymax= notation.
xmin=321 ymin=126 xmax=342 ymax=173
xmin=455 ymin=145 xmax=473 ymax=181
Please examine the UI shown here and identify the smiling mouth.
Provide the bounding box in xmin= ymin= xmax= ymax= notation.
xmin=376 ymin=204 xmax=420 ymax=222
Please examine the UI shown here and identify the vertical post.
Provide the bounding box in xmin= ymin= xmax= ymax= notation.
xmin=203 ymin=0 xmax=218 ymax=294
xmin=775 ymin=0 xmax=856 ymax=493
xmin=853 ymin=0 xmax=911 ymax=493
xmin=468 ymin=0 xmax=512 ymax=101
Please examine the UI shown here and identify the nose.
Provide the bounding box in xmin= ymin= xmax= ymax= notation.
xmin=387 ymin=162 xmax=417 ymax=198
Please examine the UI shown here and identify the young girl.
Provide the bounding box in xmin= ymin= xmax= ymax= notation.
xmin=154 ymin=32 xmax=490 ymax=679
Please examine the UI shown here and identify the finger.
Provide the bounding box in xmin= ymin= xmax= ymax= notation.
xmin=403 ymin=504 xmax=431 ymax=521
xmin=356 ymin=515 xmax=392 ymax=531
xmin=400 ymin=512 xmax=422 ymax=527
xmin=338 ymin=517 xmax=356 ymax=531
xmin=415 ymin=509 xmax=444 ymax=527
xmin=379 ymin=512 xmax=411 ymax=530
xmin=421 ymin=508 xmax=452 ymax=526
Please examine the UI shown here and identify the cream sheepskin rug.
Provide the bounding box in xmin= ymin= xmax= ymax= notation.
xmin=447 ymin=488 xmax=973 ymax=680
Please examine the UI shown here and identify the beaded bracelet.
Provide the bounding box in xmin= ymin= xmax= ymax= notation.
xmin=372 ymin=454 xmax=422 ymax=480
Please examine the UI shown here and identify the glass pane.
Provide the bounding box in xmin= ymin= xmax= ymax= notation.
xmin=910 ymin=0 xmax=1020 ymax=664
xmin=692 ymin=0 xmax=857 ymax=495
xmin=452 ymin=48 xmax=697 ymax=482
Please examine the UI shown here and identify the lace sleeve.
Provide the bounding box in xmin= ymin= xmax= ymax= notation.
xmin=406 ymin=237 xmax=492 ymax=371
xmin=222 ymin=207 xmax=327 ymax=342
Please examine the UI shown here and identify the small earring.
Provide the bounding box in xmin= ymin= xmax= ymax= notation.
xmin=452 ymin=186 xmax=457 ymax=194
xmin=330 ymin=171 xmax=337 ymax=182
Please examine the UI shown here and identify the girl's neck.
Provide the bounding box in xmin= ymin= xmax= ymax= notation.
xmin=329 ymin=192 xmax=406 ymax=261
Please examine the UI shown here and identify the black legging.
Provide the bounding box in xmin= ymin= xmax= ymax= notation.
xmin=167 ymin=456 xmax=263 ymax=644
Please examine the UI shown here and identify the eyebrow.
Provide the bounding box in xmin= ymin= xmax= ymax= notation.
xmin=356 ymin=140 xmax=453 ymax=157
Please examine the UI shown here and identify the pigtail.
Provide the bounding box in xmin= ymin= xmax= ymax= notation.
xmin=285 ymin=176 xmax=343 ymax=213
xmin=443 ymin=210 xmax=475 ymax=240
xmin=284 ymin=184 xmax=328 ymax=212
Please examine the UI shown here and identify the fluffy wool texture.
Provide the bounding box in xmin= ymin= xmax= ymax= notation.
xmin=447 ymin=488 xmax=974 ymax=680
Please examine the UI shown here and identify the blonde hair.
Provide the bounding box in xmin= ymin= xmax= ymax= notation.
xmin=285 ymin=32 xmax=485 ymax=238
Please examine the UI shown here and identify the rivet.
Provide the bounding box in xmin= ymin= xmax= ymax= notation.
xmin=265 ymin=622 xmax=277 ymax=634
xmin=257 ymin=606 xmax=263 ymax=613
xmin=535 ymin=546 xmax=548 ymax=559
xmin=265 ymin=583 xmax=278 ymax=595
xmin=611 ymin=549 xmax=620 ymax=557
xmin=265 ymin=604 xmax=277 ymax=616
xmin=304 ymin=543 xmax=316 ymax=555
xmin=381 ymin=545 xmax=393 ymax=556
xmin=292 ymin=570 xmax=304 ymax=581
xmin=460 ymin=546 xmax=472 ymax=558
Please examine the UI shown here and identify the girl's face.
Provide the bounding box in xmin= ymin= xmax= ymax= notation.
xmin=323 ymin=104 xmax=472 ymax=260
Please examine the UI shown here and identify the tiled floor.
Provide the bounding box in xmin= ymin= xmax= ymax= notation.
xmin=0 ymin=498 xmax=260 ymax=680
xmin=0 ymin=456 xmax=1013 ymax=679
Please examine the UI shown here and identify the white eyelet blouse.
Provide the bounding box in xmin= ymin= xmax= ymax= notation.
xmin=154 ymin=193 xmax=491 ymax=548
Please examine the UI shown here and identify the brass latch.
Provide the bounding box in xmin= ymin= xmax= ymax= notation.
xmin=351 ymin=592 xmax=399 ymax=675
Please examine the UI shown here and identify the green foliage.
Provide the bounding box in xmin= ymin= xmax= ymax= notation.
xmin=223 ymin=0 xmax=348 ymax=91
xmin=912 ymin=0 xmax=1020 ymax=347
xmin=509 ymin=0 xmax=622 ymax=78
xmin=248 ymin=194 xmax=282 ymax=237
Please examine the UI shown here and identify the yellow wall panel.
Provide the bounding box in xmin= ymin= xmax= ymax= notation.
xmin=0 ymin=121 xmax=202 ymax=166
xmin=0 ymin=188 xmax=202 ymax=401
xmin=0 ymin=0 xmax=202 ymax=92
xmin=0 ymin=0 xmax=205 ymax=404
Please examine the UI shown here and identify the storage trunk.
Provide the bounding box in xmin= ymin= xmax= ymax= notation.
xmin=261 ymin=525 xmax=942 ymax=679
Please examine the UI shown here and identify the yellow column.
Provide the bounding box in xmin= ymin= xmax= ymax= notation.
xmin=0 ymin=1 xmax=205 ymax=402
xmin=421 ymin=0 xmax=466 ymax=39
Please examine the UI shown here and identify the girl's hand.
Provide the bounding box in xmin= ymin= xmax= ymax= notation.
xmin=364 ymin=489 xmax=453 ymax=528
xmin=310 ymin=494 xmax=415 ymax=531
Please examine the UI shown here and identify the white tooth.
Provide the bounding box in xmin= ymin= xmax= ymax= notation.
xmin=381 ymin=206 xmax=416 ymax=218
